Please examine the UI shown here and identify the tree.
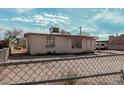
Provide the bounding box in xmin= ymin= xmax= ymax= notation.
xmin=61 ymin=30 xmax=71 ymax=35
xmin=4 ymin=28 xmax=23 ymax=44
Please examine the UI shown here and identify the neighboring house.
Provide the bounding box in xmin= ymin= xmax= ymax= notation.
xmin=0 ymin=40 xmax=9 ymax=49
xmin=108 ymin=34 xmax=124 ymax=50
xmin=24 ymin=32 xmax=96 ymax=55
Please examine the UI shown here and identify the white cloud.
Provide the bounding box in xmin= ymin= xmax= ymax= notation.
xmin=11 ymin=17 xmax=33 ymax=23
xmin=94 ymin=10 xmax=124 ymax=25
xmin=81 ymin=25 xmax=96 ymax=32
xmin=10 ymin=13 xmax=70 ymax=26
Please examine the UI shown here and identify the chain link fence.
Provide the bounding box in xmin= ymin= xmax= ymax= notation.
xmin=0 ymin=54 xmax=124 ymax=85
xmin=0 ymin=48 xmax=9 ymax=62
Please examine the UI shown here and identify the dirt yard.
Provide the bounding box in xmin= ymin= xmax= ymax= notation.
xmin=8 ymin=50 xmax=124 ymax=63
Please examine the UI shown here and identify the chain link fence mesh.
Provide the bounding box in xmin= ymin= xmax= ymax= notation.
xmin=0 ymin=48 xmax=9 ymax=62
xmin=0 ymin=54 xmax=124 ymax=85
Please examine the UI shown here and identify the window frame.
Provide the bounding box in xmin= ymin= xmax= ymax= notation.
xmin=72 ymin=37 xmax=82 ymax=49
xmin=46 ymin=37 xmax=55 ymax=48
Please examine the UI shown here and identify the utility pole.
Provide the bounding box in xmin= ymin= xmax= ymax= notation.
xmin=0 ymin=32 xmax=2 ymax=40
xmin=80 ymin=26 xmax=82 ymax=36
xmin=116 ymin=32 xmax=118 ymax=36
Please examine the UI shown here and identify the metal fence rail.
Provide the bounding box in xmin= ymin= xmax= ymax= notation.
xmin=0 ymin=48 xmax=9 ymax=62
xmin=16 ymin=71 xmax=124 ymax=85
xmin=0 ymin=54 xmax=124 ymax=85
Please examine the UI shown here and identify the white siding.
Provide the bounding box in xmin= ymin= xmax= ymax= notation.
xmin=27 ymin=34 xmax=95 ymax=55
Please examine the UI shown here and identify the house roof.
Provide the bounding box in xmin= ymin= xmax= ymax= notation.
xmin=24 ymin=32 xmax=95 ymax=39
xmin=96 ymin=40 xmax=109 ymax=43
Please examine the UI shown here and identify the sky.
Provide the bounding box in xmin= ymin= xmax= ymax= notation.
xmin=0 ymin=8 xmax=124 ymax=40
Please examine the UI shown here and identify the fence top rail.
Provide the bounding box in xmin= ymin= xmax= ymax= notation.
xmin=0 ymin=54 xmax=124 ymax=66
xmin=0 ymin=48 xmax=8 ymax=52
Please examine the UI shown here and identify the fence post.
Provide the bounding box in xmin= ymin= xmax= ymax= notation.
xmin=4 ymin=48 xmax=9 ymax=62
xmin=3 ymin=48 xmax=6 ymax=62
xmin=121 ymin=69 xmax=124 ymax=80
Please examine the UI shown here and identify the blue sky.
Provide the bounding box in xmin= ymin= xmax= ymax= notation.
xmin=0 ymin=8 xmax=124 ymax=40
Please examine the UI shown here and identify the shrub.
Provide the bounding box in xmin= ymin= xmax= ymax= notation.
xmin=61 ymin=69 xmax=77 ymax=85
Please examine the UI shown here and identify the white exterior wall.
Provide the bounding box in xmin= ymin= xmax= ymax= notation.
xmin=91 ymin=39 xmax=96 ymax=51
xmin=27 ymin=34 xmax=95 ymax=55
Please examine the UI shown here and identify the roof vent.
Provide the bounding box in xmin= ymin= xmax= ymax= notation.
xmin=49 ymin=27 xmax=60 ymax=33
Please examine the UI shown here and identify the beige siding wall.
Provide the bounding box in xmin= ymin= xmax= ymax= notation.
xmin=60 ymin=36 xmax=71 ymax=53
xmin=109 ymin=36 xmax=124 ymax=45
xmin=26 ymin=34 xmax=31 ymax=54
xmin=108 ymin=35 xmax=124 ymax=50
xmin=91 ymin=39 xmax=96 ymax=51
xmin=27 ymin=35 xmax=95 ymax=55
xmin=82 ymin=38 xmax=87 ymax=51
xmin=108 ymin=45 xmax=124 ymax=50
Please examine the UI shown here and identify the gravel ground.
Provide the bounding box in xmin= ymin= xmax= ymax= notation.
xmin=8 ymin=50 xmax=124 ymax=63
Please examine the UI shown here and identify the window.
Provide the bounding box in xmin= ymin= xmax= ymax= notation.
xmin=46 ymin=37 xmax=55 ymax=47
xmin=72 ymin=37 xmax=82 ymax=48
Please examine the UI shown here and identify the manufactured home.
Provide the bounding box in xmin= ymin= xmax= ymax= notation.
xmin=25 ymin=32 xmax=96 ymax=55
